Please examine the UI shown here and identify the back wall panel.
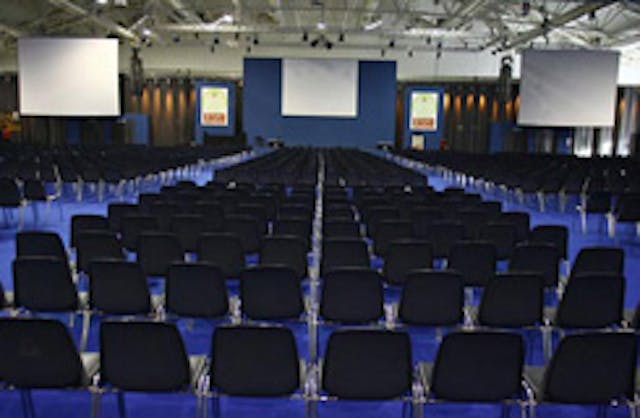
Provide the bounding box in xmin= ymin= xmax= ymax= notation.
xmin=243 ymin=58 xmax=396 ymax=147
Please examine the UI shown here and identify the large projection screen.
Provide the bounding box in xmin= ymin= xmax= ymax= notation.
xmin=18 ymin=38 xmax=120 ymax=116
xmin=518 ymin=49 xmax=619 ymax=127
xmin=281 ymin=58 xmax=358 ymax=117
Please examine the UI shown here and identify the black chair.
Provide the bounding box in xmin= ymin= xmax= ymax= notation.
xmin=479 ymin=222 xmax=518 ymax=261
xmin=399 ymin=270 xmax=464 ymax=327
xmin=70 ymin=214 xmax=109 ymax=248
xmin=196 ymin=233 xmax=245 ymax=278
xmin=529 ymin=225 xmax=568 ymax=261
xmin=477 ymin=273 xmax=544 ymax=328
xmin=150 ymin=201 xmax=182 ymax=231
xmin=456 ymin=209 xmax=489 ymax=239
xmin=259 ymin=235 xmax=308 ymax=279
xmin=321 ymin=238 xmax=370 ymax=275
xmin=273 ymin=217 xmax=311 ymax=250
xmin=423 ymin=221 xmax=465 ymax=259
xmin=319 ymin=329 xmax=413 ymax=413
xmin=89 ymin=260 xmax=151 ymax=315
xmin=323 ymin=219 xmax=361 ymax=239
xmin=608 ymin=193 xmax=640 ymax=237
xmin=240 ymin=266 xmax=304 ymax=321
xmin=524 ymin=332 xmax=636 ymax=416
xmin=570 ymin=246 xmax=624 ymax=279
xmin=420 ymin=331 xmax=525 ymax=412
xmin=447 ymin=241 xmax=496 ymax=288
xmin=107 ymin=203 xmax=139 ymax=233
xmin=166 ymin=263 xmax=229 ymax=318
xmin=170 ymin=214 xmax=206 ymax=252
xmin=76 ymin=231 xmax=124 ymax=273
xmin=193 ymin=201 xmax=225 ymax=231
xmin=578 ymin=190 xmax=612 ymax=233
xmin=373 ymin=220 xmax=413 ymax=257
xmin=120 ymin=214 xmax=159 ymax=252
xmin=509 ymin=243 xmax=560 ymax=289
xmin=225 ymin=215 xmax=261 ymax=253
xmin=0 ymin=318 xmax=98 ymax=418
xmin=137 ymin=232 xmax=184 ymax=277
xmin=498 ymin=212 xmax=530 ymax=243
xmin=320 ymin=267 xmax=383 ymax=324
xmin=383 ymin=240 xmax=433 ymax=286
xmin=236 ymin=203 xmax=269 ymax=234
xmin=553 ymin=273 xmax=624 ymax=329
xmin=0 ymin=177 xmax=24 ymax=228
xmin=207 ymin=325 xmax=301 ymax=416
xmin=12 ymin=256 xmax=77 ymax=313
xmin=16 ymin=231 xmax=69 ymax=266
xmin=98 ymin=320 xmax=202 ymax=418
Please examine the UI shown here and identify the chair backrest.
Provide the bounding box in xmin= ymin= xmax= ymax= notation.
xmin=372 ymin=220 xmax=413 ymax=256
xmin=399 ymin=270 xmax=463 ymax=326
xmin=70 ymin=214 xmax=109 ymax=248
xmin=259 ymin=236 xmax=308 ymax=279
xmin=320 ymin=267 xmax=383 ymax=323
xmin=89 ymin=260 xmax=151 ymax=314
xmin=509 ymin=243 xmax=560 ymax=288
xmin=543 ymin=333 xmax=636 ymax=403
xmin=16 ymin=231 xmax=68 ymax=265
xmin=323 ymin=220 xmax=361 ymax=239
xmin=478 ymin=273 xmax=543 ymax=327
xmin=193 ymin=201 xmax=225 ymax=231
xmin=448 ymin=241 xmax=496 ymax=287
xmin=272 ymin=217 xmax=311 ymax=248
xmin=76 ymin=231 xmax=124 ymax=273
xmin=150 ymin=201 xmax=182 ymax=230
xmin=456 ymin=209 xmax=489 ymax=239
xmin=431 ymin=331 xmax=524 ymax=402
xmin=107 ymin=203 xmax=139 ymax=233
xmin=321 ymin=238 xmax=370 ymax=274
xmin=479 ymin=222 xmax=517 ymax=260
xmin=120 ymin=214 xmax=159 ymax=251
xmin=423 ymin=221 xmax=466 ymax=258
xmin=570 ymin=247 xmax=624 ymax=278
xmin=196 ymin=233 xmax=245 ymax=278
xmin=240 ymin=266 xmax=303 ymax=320
xmin=0 ymin=318 xmax=85 ymax=388
xmin=0 ymin=177 xmax=21 ymax=206
xmin=166 ymin=263 xmax=228 ymax=318
xmin=322 ymin=329 xmax=412 ymax=399
xmin=383 ymin=239 xmax=433 ymax=285
xmin=555 ymin=273 xmax=624 ymax=328
xmin=137 ymin=232 xmax=184 ymax=277
xmin=225 ymin=215 xmax=261 ymax=253
xmin=498 ymin=212 xmax=530 ymax=243
xmin=211 ymin=325 xmax=300 ymax=396
xmin=12 ymin=256 xmax=77 ymax=312
xmin=170 ymin=214 xmax=206 ymax=252
xmin=529 ymin=225 xmax=568 ymax=260
xmin=100 ymin=321 xmax=191 ymax=391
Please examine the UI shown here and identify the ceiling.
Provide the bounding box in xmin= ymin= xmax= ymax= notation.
xmin=2 ymin=0 xmax=640 ymax=59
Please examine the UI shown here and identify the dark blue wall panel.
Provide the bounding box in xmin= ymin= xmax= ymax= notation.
xmin=243 ymin=58 xmax=396 ymax=147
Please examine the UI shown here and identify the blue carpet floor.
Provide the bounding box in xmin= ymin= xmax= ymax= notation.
xmin=0 ymin=152 xmax=637 ymax=417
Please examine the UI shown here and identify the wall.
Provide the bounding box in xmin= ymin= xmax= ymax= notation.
xmin=243 ymin=58 xmax=396 ymax=147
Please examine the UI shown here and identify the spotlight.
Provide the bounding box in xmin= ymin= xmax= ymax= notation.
xmin=194 ymin=33 xmax=200 ymax=40
xmin=436 ymin=50 xmax=442 ymax=59
xmin=141 ymin=27 xmax=152 ymax=37
xmin=426 ymin=36 xmax=432 ymax=45
xmin=210 ymin=44 xmax=215 ymax=53
xmin=408 ymin=49 xmax=413 ymax=58
xmin=381 ymin=49 xmax=385 ymax=57
xmin=389 ymin=39 xmax=395 ymax=48
xmin=338 ymin=32 xmax=345 ymax=42
xmin=326 ymin=41 xmax=333 ymax=50
xmin=234 ymin=32 xmax=240 ymax=40
xmin=310 ymin=38 xmax=319 ymax=48
xmin=302 ymin=31 xmax=309 ymax=42
xmin=246 ymin=46 xmax=251 ymax=53
xmin=253 ymin=37 xmax=259 ymax=45
xmin=213 ymin=36 xmax=220 ymax=45
xmin=316 ymin=21 xmax=326 ymax=30
xmin=522 ymin=1 xmax=530 ymax=16
xmin=589 ymin=9 xmax=596 ymax=20
xmin=172 ymin=34 xmax=181 ymax=43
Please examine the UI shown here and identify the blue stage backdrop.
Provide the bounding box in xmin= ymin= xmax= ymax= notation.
xmin=194 ymin=80 xmax=236 ymax=144
xmin=403 ymin=86 xmax=445 ymax=150
xmin=243 ymin=58 xmax=396 ymax=147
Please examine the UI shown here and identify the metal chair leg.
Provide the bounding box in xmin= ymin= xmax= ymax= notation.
xmin=117 ymin=391 xmax=127 ymax=418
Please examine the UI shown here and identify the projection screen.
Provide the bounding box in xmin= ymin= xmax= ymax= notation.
xmin=518 ymin=49 xmax=619 ymax=127
xmin=18 ymin=38 xmax=120 ymax=116
xmin=281 ymin=58 xmax=358 ymax=117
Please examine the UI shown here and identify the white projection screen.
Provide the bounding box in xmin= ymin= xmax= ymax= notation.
xmin=18 ymin=38 xmax=120 ymax=116
xmin=518 ymin=49 xmax=619 ymax=127
xmin=281 ymin=58 xmax=358 ymax=117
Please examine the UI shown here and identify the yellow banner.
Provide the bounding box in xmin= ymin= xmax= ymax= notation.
xmin=200 ymin=86 xmax=229 ymax=127
xmin=410 ymin=92 xmax=438 ymax=131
